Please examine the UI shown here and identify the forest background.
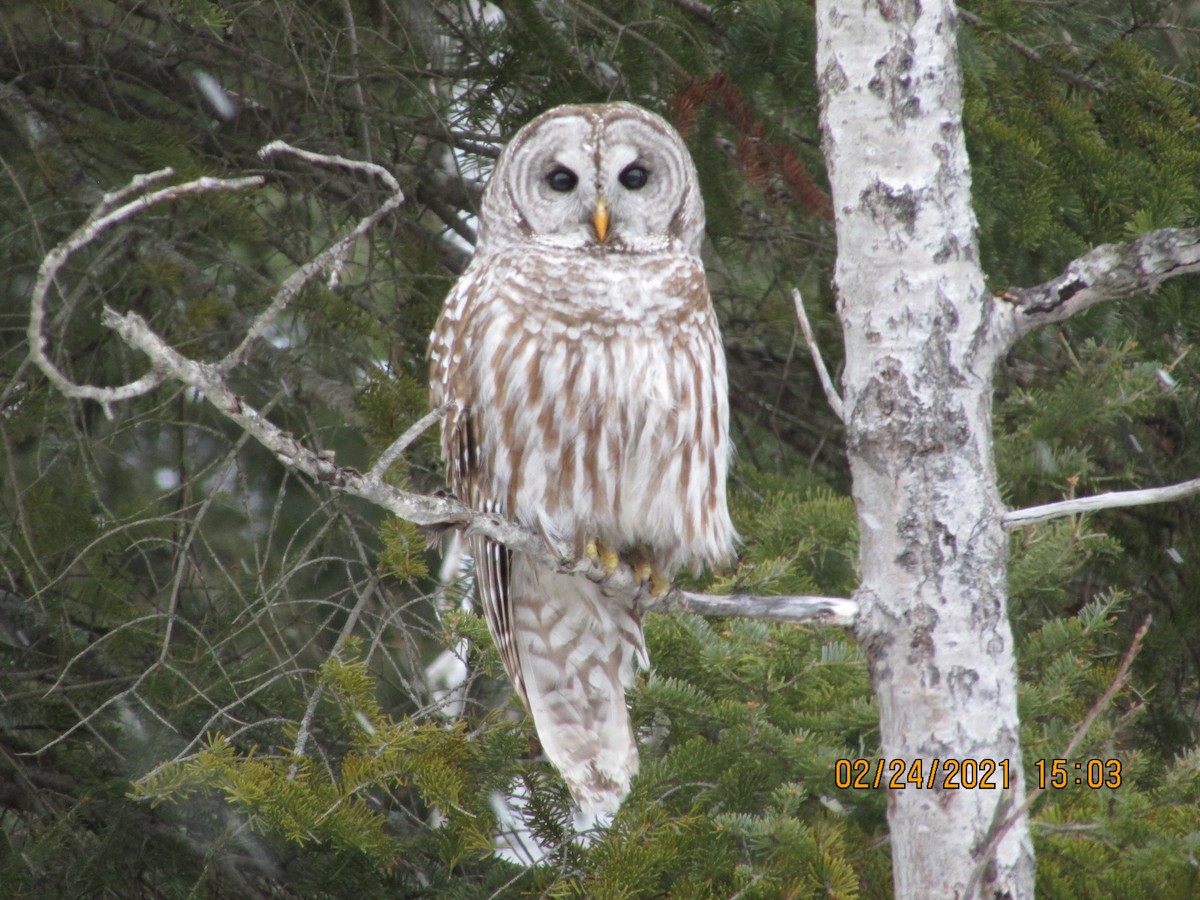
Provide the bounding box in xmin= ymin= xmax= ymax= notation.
xmin=3 ymin=1 xmax=1200 ymax=896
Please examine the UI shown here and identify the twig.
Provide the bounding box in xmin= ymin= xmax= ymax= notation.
xmin=365 ymin=403 xmax=450 ymax=484
xmin=791 ymin=288 xmax=845 ymax=423
xmin=217 ymin=142 xmax=405 ymax=372
xmin=289 ymin=575 xmax=379 ymax=775
xmin=1003 ymin=476 xmax=1200 ymax=528
xmin=964 ymin=616 xmax=1151 ymax=899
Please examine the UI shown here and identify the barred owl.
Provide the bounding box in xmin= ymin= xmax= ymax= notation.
xmin=429 ymin=102 xmax=735 ymax=817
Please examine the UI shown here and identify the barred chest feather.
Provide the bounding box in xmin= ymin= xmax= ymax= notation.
xmin=431 ymin=246 xmax=736 ymax=577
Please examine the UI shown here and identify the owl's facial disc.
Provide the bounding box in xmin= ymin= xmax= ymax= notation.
xmin=482 ymin=104 xmax=704 ymax=255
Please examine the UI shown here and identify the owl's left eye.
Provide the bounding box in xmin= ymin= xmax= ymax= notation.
xmin=618 ymin=164 xmax=649 ymax=190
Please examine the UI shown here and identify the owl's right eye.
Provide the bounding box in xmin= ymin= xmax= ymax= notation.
xmin=546 ymin=167 xmax=579 ymax=192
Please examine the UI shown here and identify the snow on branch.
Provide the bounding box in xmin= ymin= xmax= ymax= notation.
xmin=1000 ymin=226 xmax=1200 ymax=340
xmin=30 ymin=152 xmax=857 ymax=629
xmin=1004 ymin=476 xmax=1200 ymax=529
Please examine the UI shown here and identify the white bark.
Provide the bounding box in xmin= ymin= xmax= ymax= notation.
xmin=815 ymin=1 xmax=1033 ymax=896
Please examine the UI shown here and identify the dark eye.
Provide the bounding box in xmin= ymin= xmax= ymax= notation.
xmin=547 ymin=167 xmax=578 ymax=192
xmin=619 ymin=164 xmax=649 ymax=190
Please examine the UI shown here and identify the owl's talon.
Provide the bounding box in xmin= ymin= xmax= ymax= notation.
xmin=586 ymin=538 xmax=620 ymax=576
xmin=634 ymin=562 xmax=671 ymax=597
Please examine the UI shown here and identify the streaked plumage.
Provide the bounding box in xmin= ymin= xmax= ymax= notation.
xmin=429 ymin=102 xmax=735 ymax=816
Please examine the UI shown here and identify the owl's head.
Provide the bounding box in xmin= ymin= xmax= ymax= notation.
xmin=478 ymin=102 xmax=705 ymax=256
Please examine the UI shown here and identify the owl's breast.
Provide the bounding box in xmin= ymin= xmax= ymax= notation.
xmin=449 ymin=249 xmax=732 ymax=572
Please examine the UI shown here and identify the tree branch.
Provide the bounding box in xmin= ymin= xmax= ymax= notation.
xmin=1004 ymin=477 xmax=1200 ymax=528
xmin=957 ymin=10 xmax=1106 ymax=94
xmin=999 ymin=226 xmax=1200 ymax=341
xmin=791 ymin=288 xmax=845 ymax=423
xmin=218 ymin=142 xmax=406 ymax=372
xmin=33 ymin=154 xmax=858 ymax=629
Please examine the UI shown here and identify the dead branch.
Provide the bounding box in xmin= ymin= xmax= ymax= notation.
xmin=791 ymin=288 xmax=845 ymax=423
xmin=999 ymin=226 xmax=1200 ymax=341
xmin=31 ymin=151 xmax=858 ymax=629
xmin=1004 ymin=476 xmax=1200 ymax=529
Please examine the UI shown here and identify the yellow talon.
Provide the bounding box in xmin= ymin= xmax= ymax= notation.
xmin=634 ymin=562 xmax=671 ymax=597
xmin=586 ymin=538 xmax=620 ymax=575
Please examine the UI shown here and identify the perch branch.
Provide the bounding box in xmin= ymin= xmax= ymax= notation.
xmin=1004 ymin=476 xmax=1200 ymax=528
xmin=34 ymin=158 xmax=857 ymax=629
xmin=999 ymin=226 xmax=1200 ymax=342
xmin=99 ymin=308 xmax=857 ymax=625
xmin=791 ymin=288 xmax=845 ymax=423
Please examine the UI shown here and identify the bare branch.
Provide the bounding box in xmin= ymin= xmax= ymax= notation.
xmin=216 ymin=142 xmax=406 ymax=372
xmin=1000 ymin=226 xmax=1200 ymax=342
xmin=646 ymin=590 xmax=857 ymax=626
xmin=365 ymin=403 xmax=449 ymax=484
xmin=27 ymin=168 xmax=265 ymax=417
xmin=1004 ymin=476 xmax=1200 ymax=529
xmin=791 ymin=288 xmax=845 ymax=423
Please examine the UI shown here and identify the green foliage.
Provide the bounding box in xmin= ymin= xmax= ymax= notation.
xmin=134 ymin=643 xmax=504 ymax=868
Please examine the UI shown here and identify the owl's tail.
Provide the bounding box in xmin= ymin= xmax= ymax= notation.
xmin=510 ymin=558 xmax=649 ymax=818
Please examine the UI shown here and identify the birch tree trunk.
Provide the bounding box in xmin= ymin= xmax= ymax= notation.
xmin=814 ymin=1 xmax=1036 ymax=895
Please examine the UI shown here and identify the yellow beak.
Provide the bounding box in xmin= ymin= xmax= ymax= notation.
xmin=593 ymin=197 xmax=609 ymax=243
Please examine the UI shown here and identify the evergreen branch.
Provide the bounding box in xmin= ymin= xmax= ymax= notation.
xmin=957 ymin=10 xmax=1107 ymax=93
xmin=665 ymin=0 xmax=717 ymax=26
xmin=965 ymin=616 xmax=1151 ymax=900
xmin=566 ymin=0 xmax=691 ymax=80
xmin=1003 ymin=476 xmax=1200 ymax=528
xmin=999 ymin=226 xmax=1200 ymax=341
xmin=791 ymin=288 xmax=845 ymax=423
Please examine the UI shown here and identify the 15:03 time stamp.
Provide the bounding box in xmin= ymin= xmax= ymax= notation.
xmin=1033 ymin=758 xmax=1122 ymax=789
xmin=834 ymin=757 xmax=1123 ymax=790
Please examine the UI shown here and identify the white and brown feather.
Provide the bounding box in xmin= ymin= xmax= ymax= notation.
xmin=429 ymin=103 xmax=735 ymax=816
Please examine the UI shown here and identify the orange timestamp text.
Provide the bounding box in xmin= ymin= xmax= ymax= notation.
xmin=835 ymin=757 xmax=1124 ymax=790
xmin=835 ymin=757 xmax=1011 ymax=790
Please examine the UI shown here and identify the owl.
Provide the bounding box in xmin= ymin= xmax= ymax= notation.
xmin=429 ymin=102 xmax=735 ymax=817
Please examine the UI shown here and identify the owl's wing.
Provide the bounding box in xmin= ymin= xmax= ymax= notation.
xmin=446 ymin=400 xmax=526 ymax=703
